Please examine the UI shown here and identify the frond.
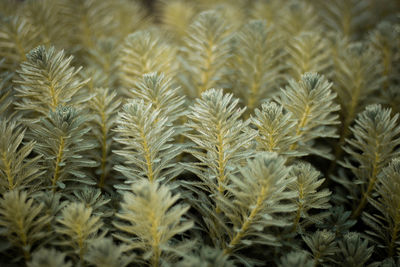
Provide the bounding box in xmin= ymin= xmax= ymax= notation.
xmin=87 ymin=88 xmax=121 ymax=189
xmin=285 ymin=31 xmax=332 ymax=81
xmin=179 ymin=10 xmax=232 ymax=98
xmin=0 ymin=120 xmax=42 ymax=193
xmin=277 ymin=72 xmax=340 ymax=159
xmin=29 ymin=106 xmax=97 ymax=192
xmin=342 ymin=104 xmax=400 ymax=218
xmin=83 ymin=38 xmax=121 ymax=89
xmin=317 ymin=206 xmax=356 ymax=238
xmin=0 ymin=61 xmax=14 ymax=118
xmin=335 ymin=232 xmax=374 ymax=267
xmin=23 ymin=0 xmax=64 ymax=46
xmin=278 ymin=251 xmax=313 ymax=267
xmin=330 ymin=41 xmax=384 ymax=167
xmin=0 ymin=190 xmax=51 ymax=261
xmin=55 ymin=202 xmax=103 ymax=262
xmin=66 ymin=187 xmax=112 ymax=218
xmin=0 ymin=16 xmax=39 ymax=72
xmin=113 ymin=99 xmax=183 ymax=184
xmin=363 ymin=158 xmax=400 ymax=257
xmin=119 ymin=30 xmax=178 ymax=96
xmin=252 ymin=101 xmax=300 ymax=157
xmin=131 ymin=72 xmax=186 ymax=124
xmin=303 ymin=230 xmax=338 ymax=266
xmin=317 ymin=0 xmax=373 ymax=39
xmin=219 ymin=153 xmax=297 ymax=258
xmin=288 ymin=162 xmax=331 ymax=232
xmin=27 ymin=248 xmax=72 ymax=267
xmin=113 ymin=180 xmax=193 ymax=266
xmin=184 ymin=89 xmax=256 ymax=207
xmin=277 ymin=1 xmax=321 ymax=37
xmin=14 ymin=46 xmax=89 ymax=120
xmin=231 ymin=20 xmax=283 ymax=111
xmin=85 ymin=237 xmax=135 ymax=267
xmin=369 ymin=21 xmax=400 ymax=89
xmin=176 ymin=245 xmax=235 ymax=267
xmin=158 ymin=0 xmax=198 ymax=40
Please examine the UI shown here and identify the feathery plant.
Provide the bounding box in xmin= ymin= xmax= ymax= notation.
xmin=0 ymin=1 xmax=399 ymax=266
xmin=184 ymin=88 xmax=256 ymax=213
xmin=84 ymin=237 xmax=135 ymax=267
xmin=0 ymin=120 xmax=42 ymax=194
xmin=113 ymin=180 xmax=193 ymax=267
xmin=114 ymin=99 xmax=183 ymax=185
xmin=341 ymin=104 xmax=400 ymax=218
xmin=217 ymin=153 xmax=297 ymax=263
xmin=231 ymin=20 xmax=283 ymax=112
xmin=329 ymin=41 xmax=384 ymax=172
xmin=285 ymin=31 xmax=332 ymax=81
xmin=0 ymin=190 xmax=51 ymax=261
xmin=27 ymin=248 xmax=72 ymax=267
xmin=0 ymin=16 xmax=40 ymax=72
xmin=252 ymin=101 xmax=300 ymax=157
xmin=132 ymin=72 xmax=186 ymax=124
xmin=55 ymin=202 xmax=103 ymax=263
xmin=119 ymin=30 xmax=178 ymax=97
xmin=14 ymin=46 xmax=89 ymax=120
xmin=276 ymin=72 xmax=340 ymax=159
xmin=30 ymin=106 xmax=97 ymax=192
xmin=363 ymin=158 xmax=400 ymax=258
xmin=288 ymin=162 xmax=331 ymax=233
xmin=179 ymin=10 xmax=232 ymax=98
xmin=87 ymin=88 xmax=121 ymax=189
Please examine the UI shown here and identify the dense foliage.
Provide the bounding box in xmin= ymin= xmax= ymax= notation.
xmin=0 ymin=0 xmax=399 ymax=266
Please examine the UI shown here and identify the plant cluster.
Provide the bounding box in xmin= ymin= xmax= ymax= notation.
xmin=0 ymin=0 xmax=399 ymax=266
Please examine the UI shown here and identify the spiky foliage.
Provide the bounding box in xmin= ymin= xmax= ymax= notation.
xmin=0 ymin=60 xmax=14 ymax=118
xmin=288 ymin=162 xmax=331 ymax=233
xmin=330 ymin=41 xmax=384 ymax=170
xmin=87 ymin=88 xmax=121 ymax=189
xmin=114 ymin=99 xmax=183 ymax=185
xmin=285 ymin=31 xmax=332 ymax=81
xmin=66 ymin=187 xmax=112 ymax=218
xmin=27 ymin=248 xmax=72 ymax=267
xmin=14 ymin=46 xmax=89 ymax=120
xmin=303 ymin=230 xmax=338 ymax=267
xmin=318 ymin=206 xmax=356 ymax=238
xmin=176 ymin=245 xmax=235 ymax=267
xmin=184 ymin=89 xmax=256 ymax=224
xmin=363 ymin=158 xmax=400 ymax=257
xmin=335 ymin=232 xmax=374 ymax=267
xmin=218 ymin=153 xmax=297 ymax=262
xmin=85 ymin=237 xmax=135 ymax=267
xmin=23 ymin=0 xmax=64 ymax=47
xmin=230 ymin=20 xmax=282 ymax=111
xmin=317 ymin=0 xmax=373 ymax=39
xmin=55 ymin=202 xmax=103 ymax=263
xmin=131 ymin=72 xmax=186 ymax=123
xmin=119 ymin=30 xmax=178 ymax=96
xmin=277 ymin=72 xmax=340 ymax=159
xmin=0 ymin=190 xmax=51 ymax=261
xmin=341 ymin=105 xmax=400 ymax=218
xmin=29 ymin=106 xmax=97 ymax=192
xmin=0 ymin=16 xmax=39 ymax=72
xmin=252 ymin=101 xmax=299 ymax=157
xmin=278 ymin=251 xmax=313 ymax=267
xmin=83 ymin=38 xmax=121 ymax=90
xmin=278 ymin=1 xmax=321 ymax=37
xmin=0 ymin=120 xmax=42 ymax=193
xmin=179 ymin=10 xmax=231 ymax=98
xmin=113 ymin=180 xmax=193 ymax=266
xmin=158 ymin=0 xmax=197 ymax=40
